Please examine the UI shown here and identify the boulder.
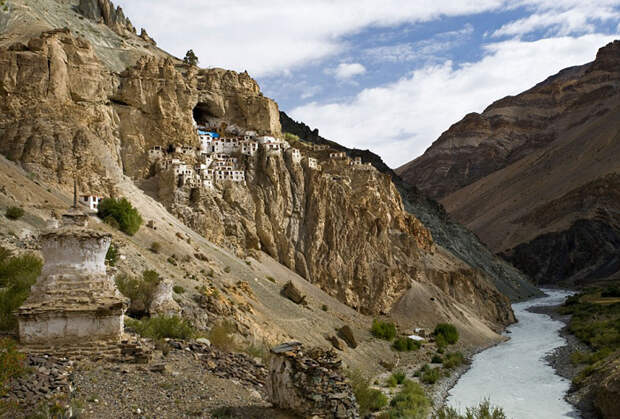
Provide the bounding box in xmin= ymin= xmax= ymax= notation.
xmin=338 ymin=325 xmax=358 ymax=349
xmin=327 ymin=335 xmax=345 ymax=351
xmin=281 ymin=281 xmax=306 ymax=305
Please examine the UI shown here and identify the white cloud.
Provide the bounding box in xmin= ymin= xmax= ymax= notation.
xmin=494 ymin=1 xmax=620 ymax=37
xmin=329 ymin=63 xmax=367 ymax=79
xmin=115 ymin=0 xmax=509 ymax=76
xmin=290 ymin=34 xmax=618 ymax=168
xmin=365 ymin=24 xmax=474 ymax=63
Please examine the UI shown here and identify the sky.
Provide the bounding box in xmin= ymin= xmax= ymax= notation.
xmin=115 ymin=1 xmax=620 ymax=168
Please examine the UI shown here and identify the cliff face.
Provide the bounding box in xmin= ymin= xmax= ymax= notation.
xmin=0 ymin=28 xmax=281 ymax=185
xmin=396 ymin=41 xmax=620 ymax=286
xmin=280 ymin=112 xmax=541 ymax=301
xmin=0 ymin=2 xmax=515 ymax=331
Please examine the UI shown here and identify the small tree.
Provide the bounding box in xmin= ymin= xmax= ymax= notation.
xmin=183 ymin=49 xmax=199 ymax=66
xmin=5 ymin=207 xmax=24 ymax=220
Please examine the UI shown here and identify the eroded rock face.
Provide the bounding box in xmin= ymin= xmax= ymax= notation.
xmin=0 ymin=29 xmax=281 ymax=190
xmin=77 ymin=0 xmax=136 ymax=34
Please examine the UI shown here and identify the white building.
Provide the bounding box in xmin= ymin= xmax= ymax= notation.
xmin=257 ymin=136 xmax=277 ymax=144
xmin=289 ymin=148 xmax=302 ymax=163
xmin=241 ymin=141 xmax=258 ymax=156
xmin=313 ymin=144 xmax=328 ymax=151
xmin=80 ymin=195 xmax=103 ymax=211
xmin=306 ymin=157 xmax=318 ymax=170
xmin=330 ymin=152 xmax=346 ymax=159
xmin=202 ymin=178 xmax=214 ymax=189
xmin=148 ymin=146 xmax=164 ymax=160
xmin=350 ymin=156 xmax=362 ymax=165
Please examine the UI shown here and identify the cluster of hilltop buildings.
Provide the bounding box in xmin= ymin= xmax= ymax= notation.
xmin=147 ymin=126 xmax=372 ymax=191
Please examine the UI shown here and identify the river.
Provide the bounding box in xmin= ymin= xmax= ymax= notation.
xmin=446 ymin=289 xmax=579 ymax=418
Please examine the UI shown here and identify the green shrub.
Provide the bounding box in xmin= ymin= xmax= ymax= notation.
xmin=392 ymin=371 xmax=406 ymax=384
xmin=321 ymin=304 xmax=328 ymax=311
xmin=443 ymin=352 xmax=465 ymax=369
xmin=371 ymin=319 xmax=397 ymax=341
xmin=601 ymin=286 xmax=620 ymax=298
xmin=173 ymin=285 xmax=185 ymax=294
xmin=105 ymin=243 xmax=118 ymax=266
xmin=431 ymin=354 xmax=443 ymax=364
xmin=434 ymin=323 xmax=459 ymax=346
xmin=0 ymin=248 xmax=42 ymax=331
xmin=97 ymin=197 xmax=143 ymax=236
xmin=386 ymin=375 xmax=398 ymax=388
xmin=150 ymin=242 xmax=162 ymax=253
xmin=433 ymin=399 xmax=507 ymax=419
xmin=283 ymin=132 xmax=300 ymax=142
xmin=126 ymin=315 xmax=195 ymax=340
xmin=420 ymin=365 xmax=440 ymax=384
xmin=115 ymin=270 xmax=161 ymax=313
xmin=387 ymin=379 xmax=431 ymax=419
xmin=266 ymin=276 xmax=275 ymax=283
xmin=5 ymin=207 xmax=24 ymax=220
xmin=0 ymin=338 xmax=26 ymax=398
xmin=393 ymin=336 xmax=421 ymax=352
xmin=347 ymin=369 xmax=388 ymax=415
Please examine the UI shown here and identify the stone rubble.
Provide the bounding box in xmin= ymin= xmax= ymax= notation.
xmin=267 ymin=342 xmax=359 ymax=419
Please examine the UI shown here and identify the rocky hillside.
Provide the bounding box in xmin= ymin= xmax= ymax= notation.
xmin=281 ymin=112 xmax=541 ymax=301
xmin=396 ymin=41 xmax=620 ymax=287
xmin=0 ymin=0 xmax=520 ymax=354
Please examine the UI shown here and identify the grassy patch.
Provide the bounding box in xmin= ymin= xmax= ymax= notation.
xmin=371 ymin=319 xmax=397 ymax=341
xmin=443 ymin=352 xmax=465 ymax=369
xmin=125 ymin=315 xmax=195 ymax=340
xmin=0 ymin=248 xmax=42 ymax=331
xmin=386 ymin=379 xmax=430 ymax=419
xmin=393 ymin=336 xmax=421 ymax=352
xmin=433 ymin=323 xmax=459 ymax=347
xmin=419 ymin=365 xmax=440 ymax=384
xmin=173 ymin=285 xmax=185 ymax=294
xmin=150 ymin=242 xmax=162 ymax=253
xmin=208 ymin=321 xmax=237 ymax=350
xmin=346 ymin=369 xmax=388 ymax=415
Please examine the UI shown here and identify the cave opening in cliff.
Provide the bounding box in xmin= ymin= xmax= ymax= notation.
xmin=193 ymin=102 xmax=217 ymax=127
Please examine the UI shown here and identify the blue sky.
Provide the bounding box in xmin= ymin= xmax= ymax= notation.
xmin=116 ymin=1 xmax=620 ymax=168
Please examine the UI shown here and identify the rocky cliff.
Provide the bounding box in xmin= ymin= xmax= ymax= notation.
xmin=396 ymin=41 xmax=620 ymax=286
xmin=281 ymin=112 xmax=541 ymax=301
xmin=0 ymin=0 xmax=514 ymax=333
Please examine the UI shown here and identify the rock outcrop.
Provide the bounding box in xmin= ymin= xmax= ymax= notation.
xmin=267 ymin=342 xmax=359 ymax=418
xmin=280 ymin=112 xmax=541 ymax=301
xmin=396 ymin=40 xmax=620 ymax=286
xmin=77 ymin=0 xmax=136 ymax=35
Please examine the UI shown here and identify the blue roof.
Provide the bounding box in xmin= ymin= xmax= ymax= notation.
xmin=198 ymin=130 xmax=220 ymax=138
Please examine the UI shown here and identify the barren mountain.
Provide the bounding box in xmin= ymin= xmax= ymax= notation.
xmin=396 ymin=41 xmax=620 ymax=286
